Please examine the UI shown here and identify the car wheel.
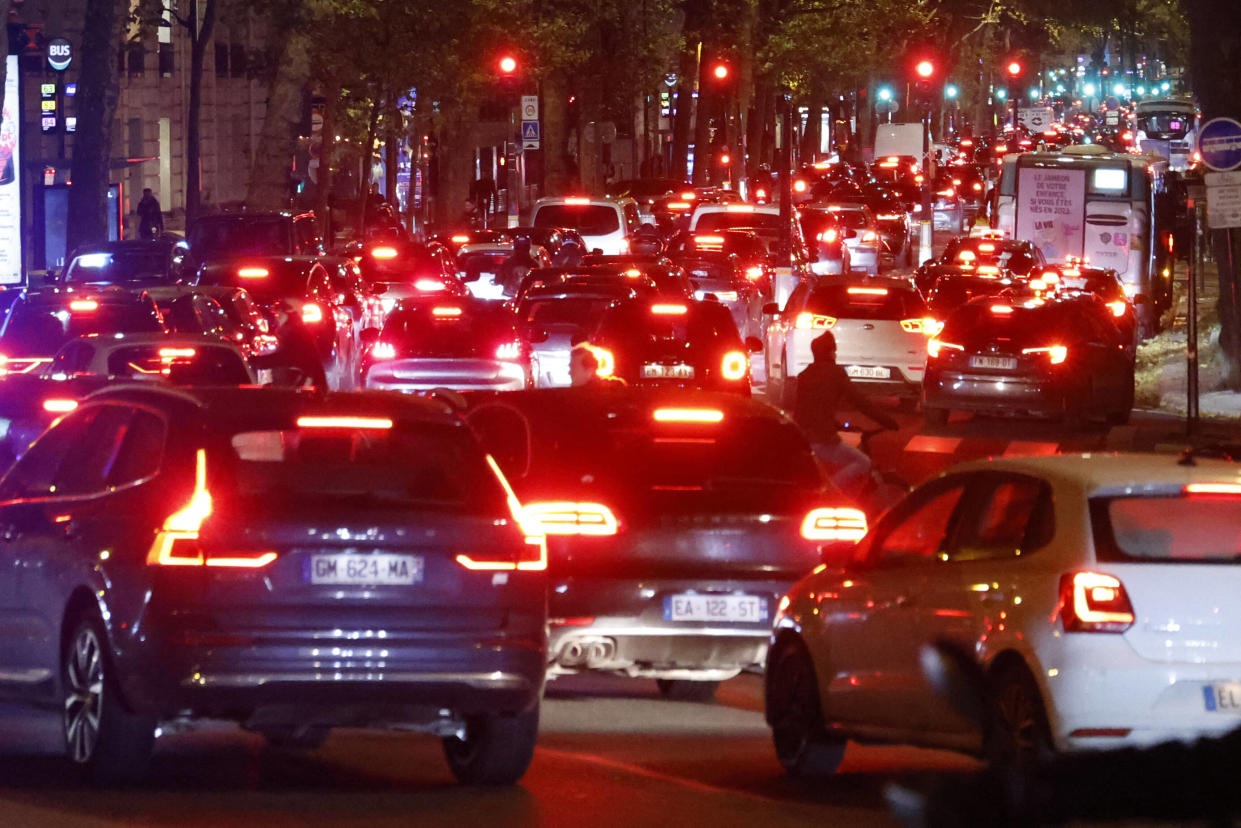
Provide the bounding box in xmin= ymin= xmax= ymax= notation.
xmin=62 ymin=615 xmax=155 ymax=783
xmin=442 ymin=706 xmax=539 ymax=785
xmin=261 ymin=725 xmax=330 ymax=750
xmin=656 ymin=679 xmax=720 ymax=702
xmin=923 ymin=406 xmax=949 ymax=427
xmin=765 ymin=639 xmax=845 ymax=776
xmin=986 ymin=663 xmax=1054 ymax=772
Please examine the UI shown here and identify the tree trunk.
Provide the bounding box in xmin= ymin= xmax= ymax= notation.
xmin=670 ymin=43 xmax=698 ymax=181
xmin=185 ymin=0 xmax=218 ymax=227
xmin=314 ymin=79 xmax=340 ymax=242
xmin=384 ymin=93 xmax=398 ymax=205
xmin=67 ymin=0 xmax=124 ymax=251
xmin=543 ymin=72 xmax=571 ymax=194
xmin=432 ymin=105 xmax=474 ymax=228
xmin=245 ymin=28 xmax=311 ymax=211
xmin=802 ymin=99 xmax=823 ymax=161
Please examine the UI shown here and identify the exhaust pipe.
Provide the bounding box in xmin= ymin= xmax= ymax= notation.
xmin=558 ymin=636 xmax=616 ymax=668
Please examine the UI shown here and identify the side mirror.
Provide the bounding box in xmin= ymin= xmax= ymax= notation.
xmin=42 ymin=269 xmax=59 ymax=284
xmin=745 ymin=336 xmax=763 ymax=353
xmin=359 ymin=327 xmax=381 ymax=347
xmin=762 ymin=302 xmax=780 ymax=315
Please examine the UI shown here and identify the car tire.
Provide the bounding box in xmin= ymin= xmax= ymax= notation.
xmin=62 ymin=614 xmax=155 ymax=783
xmin=442 ymin=706 xmax=539 ymax=785
xmin=923 ymin=406 xmax=949 ymax=427
xmin=986 ymin=663 xmax=1054 ymax=772
xmin=261 ymin=725 xmax=330 ymax=750
xmin=656 ymin=679 xmax=720 ymax=702
xmin=765 ymin=639 xmax=845 ymax=776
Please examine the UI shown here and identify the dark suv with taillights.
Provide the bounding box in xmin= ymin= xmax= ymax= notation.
xmin=0 ymin=385 xmax=546 ymax=784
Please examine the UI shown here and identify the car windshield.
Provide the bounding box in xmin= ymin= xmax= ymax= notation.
xmin=826 ymin=210 xmax=868 ymax=229
xmin=533 ymin=205 xmax=620 ymax=235
xmin=694 ymin=212 xmax=781 ymax=232
xmin=219 ymin=421 xmax=506 ymax=515
xmin=64 ymin=250 xmax=169 ymax=284
xmin=806 ymin=285 xmax=926 ymax=320
xmin=0 ymin=301 xmax=165 ymax=356
xmin=189 ymin=218 xmax=290 ymax=259
xmin=1136 ymin=112 xmax=1193 ymax=139
xmin=1092 ymin=493 xmax=1241 ymax=562
xmin=382 ymin=304 xmax=520 ymax=358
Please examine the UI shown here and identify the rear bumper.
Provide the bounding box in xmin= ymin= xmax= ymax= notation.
xmin=364 ymin=359 xmax=530 ymax=392
xmin=923 ymin=368 xmax=1064 ymax=416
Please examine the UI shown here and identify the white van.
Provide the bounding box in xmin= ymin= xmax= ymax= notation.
xmin=530 ymin=196 xmax=640 ymax=256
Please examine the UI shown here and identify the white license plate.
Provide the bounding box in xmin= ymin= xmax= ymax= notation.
xmin=663 ymin=594 xmax=768 ymax=623
xmin=845 ymin=365 xmax=891 ymax=379
xmin=642 ymin=363 xmax=694 ymax=379
xmin=1204 ymin=683 xmax=1241 ymax=712
xmin=970 ymin=355 xmax=1017 ymax=370
xmin=305 ymin=554 xmax=423 ymax=586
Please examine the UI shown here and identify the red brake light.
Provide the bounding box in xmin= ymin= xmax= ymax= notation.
xmin=42 ymin=398 xmax=78 ymax=413
xmin=666 ymin=201 xmax=691 ymax=210
xmin=495 ymin=340 xmax=522 ymax=360
xmin=900 ymin=317 xmax=941 ymax=334
xmin=847 ymin=287 xmax=887 ymax=296
xmin=1106 ymin=300 xmax=1127 ymax=317
xmin=1021 ymin=344 xmax=1067 ymax=364
xmin=521 ymin=502 xmax=619 ymax=536
xmin=432 ymin=306 xmax=464 ymax=317
xmin=584 ymin=345 xmax=614 ymax=377
xmin=651 ymin=303 xmax=688 ymax=315
xmin=744 ymin=266 xmax=764 ymax=281
xmin=1059 ymin=572 xmax=1134 ymax=633
xmin=861 ymin=230 xmax=878 ymax=242
xmin=720 ymin=350 xmax=747 ymax=381
xmin=1184 ymin=483 xmax=1241 ymax=495
xmin=795 ymin=312 xmax=836 ymax=330
xmin=694 ymin=235 xmax=725 ymax=249
xmin=563 ymin=197 xmax=591 ymax=205
xmin=450 ymin=234 xmax=471 ymax=244
xmin=301 ymin=303 xmax=324 ymax=324
xmin=414 ymin=278 xmax=446 ymax=292
xmin=819 ymin=229 xmax=839 ymax=243
xmin=680 ymin=191 xmax=696 ymax=200
xmin=455 ymin=456 xmax=548 ymax=571
xmin=68 ymin=299 xmax=98 ymax=313
xmin=793 ymin=179 xmax=808 ymax=193
xmin=296 ymin=416 xmax=394 ymax=429
xmin=800 ymin=507 xmax=868 ymax=542
xmin=989 ymin=304 xmax=1013 ymax=314
xmin=237 ymin=267 xmax=269 ymax=279
xmin=159 ymin=347 xmax=196 ymax=359
xmin=652 ymin=408 xmax=724 ymax=423
xmin=370 ymin=246 xmax=398 ymax=260
xmin=927 ymin=338 xmax=963 ymax=358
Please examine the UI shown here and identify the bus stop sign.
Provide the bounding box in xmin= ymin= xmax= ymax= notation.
xmin=1198 ymin=117 xmax=1241 ymax=171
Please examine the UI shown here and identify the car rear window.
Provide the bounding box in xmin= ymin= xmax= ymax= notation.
xmin=938 ymin=302 xmax=1061 ymax=344
xmin=189 ymin=218 xmax=290 ymax=259
xmin=679 ymin=259 xmax=735 ymax=288
xmin=595 ymin=301 xmax=738 ymax=348
xmin=533 ymin=205 xmax=620 ymax=235
xmin=65 ymin=250 xmax=170 ymax=284
xmin=1091 ymin=493 xmax=1241 ymax=563
xmin=694 ymin=212 xmax=782 ymax=232
xmin=105 ymin=345 xmax=251 ymax=385
xmin=383 ymin=304 xmax=520 ymax=358
xmin=806 ymin=285 xmax=925 ymax=320
xmin=520 ymin=297 xmax=615 ymax=330
xmin=220 ymin=421 xmax=506 ymax=515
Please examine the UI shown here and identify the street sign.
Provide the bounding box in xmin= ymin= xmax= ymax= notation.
xmin=1018 ymin=106 xmax=1054 ymax=132
xmin=46 ymin=38 xmax=72 ymax=72
xmin=521 ymin=120 xmax=540 ymax=149
xmin=1198 ymin=117 xmax=1241 ymax=172
xmin=521 ymin=96 xmax=538 ymax=121
xmin=1205 ymin=170 xmax=1241 ymax=228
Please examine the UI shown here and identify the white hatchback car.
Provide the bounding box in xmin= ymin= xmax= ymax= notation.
xmin=530 ymin=197 xmax=640 ymax=256
xmin=762 ymin=276 xmax=934 ymax=409
xmin=764 ymin=453 xmax=1241 ymax=775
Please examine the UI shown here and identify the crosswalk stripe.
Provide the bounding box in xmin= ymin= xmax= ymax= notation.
xmin=904 ymin=435 xmax=962 ymax=453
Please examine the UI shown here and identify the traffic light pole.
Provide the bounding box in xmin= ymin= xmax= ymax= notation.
xmin=918 ymin=105 xmax=933 ymax=265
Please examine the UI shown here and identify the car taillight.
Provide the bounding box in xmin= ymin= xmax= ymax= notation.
xmin=414 ymin=278 xmax=446 ymax=292
xmin=793 ymin=179 xmax=808 ymax=193
xmin=297 ymin=415 xmax=394 ymax=429
xmin=745 ymin=266 xmax=764 ymax=281
xmin=900 ymin=317 xmax=941 ymax=334
xmin=937 ymin=188 xmax=956 ymax=198
xmin=42 ymin=398 xmax=78 ymax=413
xmin=370 ymin=246 xmax=398 ymax=259
xmin=618 ymin=238 xmax=630 ymax=253
xmin=721 ymin=350 xmax=747 ymax=380
xmin=1021 ymin=344 xmax=1067 ymax=364
xmin=1059 ymin=572 xmax=1134 ymax=633
xmin=450 ymin=234 xmax=471 ymax=244
xmin=666 ymin=201 xmax=691 ymax=210
xmin=1184 ymin=483 xmax=1241 ymax=495
xmin=755 ymin=188 xmax=768 ymax=200
xmin=800 ymin=507 xmax=868 ymax=542
xmin=432 ymin=306 xmax=463 ymax=317
xmin=68 ymin=299 xmax=99 ymax=313
xmin=237 ymin=267 xmax=269 ymax=279
xmin=819 ymin=229 xmax=839 ymax=243
xmin=651 ymin=303 xmax=688 ymax=315
xmin=927 ymin=338 xmax=963 ymax=358
xmin=455 ymin=456 xmax=547 ymax=571
xmin=861 ymin=230 xmax=878 ymax=243
xmin=147 ymin=449 xmax=276 ymax=569
xmin=795 ymin=313 xmax=836 ymax=330
xmin=495 ymin=340 xmax=522 ymax=360
xmin=371 ymin=342 xmax=397 ymax=360
xmin=972 ymin=182 xmax=983 ymax=191
xmin=521 ymin=502 xmax=619 ymax=536
xmin=1106 ymin=301 xmax=1127 ymax=317
xmin=301 ymin=303 xmax=324 ymax=324
xmin=876 ymin=213 xmax=901 ymax=221
xmin=652 ymin=407 xmax=724 ymax=423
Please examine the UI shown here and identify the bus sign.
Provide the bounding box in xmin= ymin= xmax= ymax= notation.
xmin=1198 ymin=117 xmax=1241 ymax=172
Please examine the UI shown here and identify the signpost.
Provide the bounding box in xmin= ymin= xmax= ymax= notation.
xmin=521 ymin=120 xmax=540 ymax=150
xmin=1197 ymin=117 xmax=1241 ymax=172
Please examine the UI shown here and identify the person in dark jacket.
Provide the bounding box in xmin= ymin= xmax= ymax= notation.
xmin=137 ymin=189 xmax=164 ymax=240
xmin=794 ymin=330 xmax=897 ymax=494
xmin=251 ymin=307 xmax=329 ymax=390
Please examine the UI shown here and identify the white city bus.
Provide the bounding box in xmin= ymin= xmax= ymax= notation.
xmin=1134 ymin=98 xmax=1198 ymax=172
xmin=994 ymin=144 xmax=1176 ymax=335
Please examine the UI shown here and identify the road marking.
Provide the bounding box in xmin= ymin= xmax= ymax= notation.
xmin=904 ymin=435 xmax=962 ymax=453
xmin=1001 ymin=441 xmax=1059 ymax=457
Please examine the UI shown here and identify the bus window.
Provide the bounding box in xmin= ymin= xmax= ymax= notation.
xmin=1090 ymin=167 xmax=1128 ymax=195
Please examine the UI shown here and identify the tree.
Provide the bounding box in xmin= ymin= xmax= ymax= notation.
xmin=67 ymin=0 xmax=125 ymax=252
xmin=174 ymin=0 xmax=218 ymax=227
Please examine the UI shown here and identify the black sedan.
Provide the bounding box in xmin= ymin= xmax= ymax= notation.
xmin=0 ymin=386 xmax=546 ymax=783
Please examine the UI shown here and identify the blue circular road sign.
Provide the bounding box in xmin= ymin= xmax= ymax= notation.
xmin=1198 ymin=117 xmax=1241 ymax=172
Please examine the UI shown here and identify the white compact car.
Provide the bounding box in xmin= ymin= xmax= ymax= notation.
xmin=530 ymin=197 xmax=640 ymax=256
xmin=762 ymin=276 xmax=933 ymax=409
xmin=764 ymin=453 xmax=1241 ymax=775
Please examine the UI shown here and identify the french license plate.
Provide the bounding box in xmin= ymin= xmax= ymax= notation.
xmin=642 ymin=363 xmax=694 ymax=379
xmin=663 ymin=594 xmax=769 ymax=623
xmin=1204 ymin=683 xmax=1241 ymax=712
xmin=970 ymin=355 xmax=1017 ymax=370
xmin=845 ymin=365 xmax=891 ymax=379
xmin=305 ymin=554 xmax=423 ymax=586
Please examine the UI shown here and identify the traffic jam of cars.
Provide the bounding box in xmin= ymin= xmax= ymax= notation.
xmin=0 ymin=122 xmax=1233 ymax=804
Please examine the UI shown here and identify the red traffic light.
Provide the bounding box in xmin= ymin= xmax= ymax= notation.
xmin=1006 ymin=60 xmax=1023 ymax=77
xmin=712 ymin=63 xmax=729 ymax=81
xmin=498 ymin=55 xmax=518 ymax=74
xmin=915 ymin=60 xmax=935 ymax=79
